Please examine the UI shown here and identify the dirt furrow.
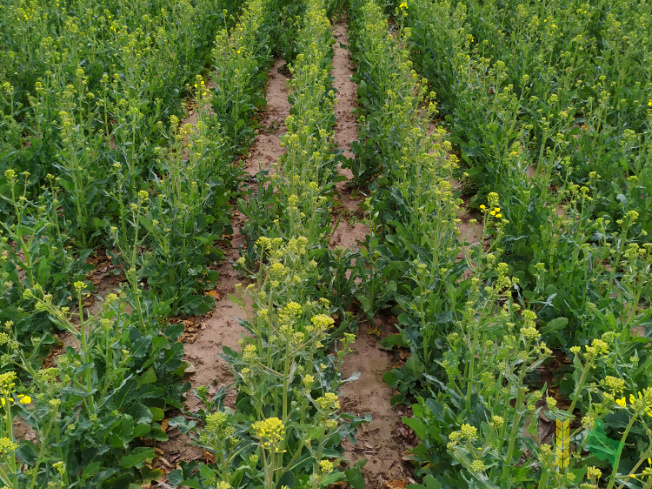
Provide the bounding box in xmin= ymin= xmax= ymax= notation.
xmin=329 ymin=21 xmax=411 ymax=488
xmin=161 ymin=58 xmax=291 ymax=465
xmin=330 ymin=22 xmax=368 ymax=251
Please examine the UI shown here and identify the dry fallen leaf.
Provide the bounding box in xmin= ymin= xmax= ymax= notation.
xmin=206 ymin=290 xmax=221 ymax=299
xmin=158 ymin=456 xmax=174 ymax=468
xmin=386 ymin=480 xmax=407 ymax=489
xmin=161 ymin=419 xmax=170 ymax=433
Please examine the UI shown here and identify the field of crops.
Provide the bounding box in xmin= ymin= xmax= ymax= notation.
xmin=0 ymin=0 xmax=650 ymax=487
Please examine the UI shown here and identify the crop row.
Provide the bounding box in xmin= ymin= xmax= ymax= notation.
xmin=392 ymin=0 xmax=651 ymax=344
xmin=348 ymin=0 xmax=651 ymax=488
xmin=0 ymin=0 xmax=279 ymax=485
xmin=168 ymin=1 xmax=367 ymax=487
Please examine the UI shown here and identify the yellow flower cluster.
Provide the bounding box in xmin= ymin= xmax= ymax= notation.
xmin=460 ymin=423 xmax=478 ymax=441
xmin=252 ymin=417 xmax=285 ymax=450
xmin=73 ymin=281 xmax=87 ymax=291
xmin=279 ymin=302 xmax=302 ymax=324
xmin=479 ymin=205 xmax=502 ymax=219
xmin=447 ymin=423 xmax=478 ymax=449
xmin=1 ymin=394 xmax=31 ymax=406
xmin=615 ymin=388 xmax=652 ymax=417
xmin=310 ymin=314 xmax=335 ymax=332
xmin=242 ymin=344 xmax=257 ymax=362
xmin=315 ymin=392 xmax=340 ymax=411
xmin=205 ymin=411 xmax=228 ymax=434
xmin=0 ymin=437 xmax=18 ymax=455
xmin=603 ymin=376 xmax=625 ymax=396
xmin=0 ymin=371 xmax=17 ymax=393
xmin=320 ymin=459 xmax=334 ymax=473
xmin=570 ymin=337 xmax=611 ymax=360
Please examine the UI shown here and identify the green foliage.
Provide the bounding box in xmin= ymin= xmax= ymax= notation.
xmin=349 ymin=0 xmax=652 ymax=488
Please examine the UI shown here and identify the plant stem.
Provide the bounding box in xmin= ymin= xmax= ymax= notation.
xmin=606 ymin=411 xmax=638 ymax=489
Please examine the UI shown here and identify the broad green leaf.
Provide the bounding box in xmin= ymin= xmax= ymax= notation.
xmin=118 ymin=447 xmax=155 ymax=468
xmin=586 ymin=420 xmax=621 ymax=467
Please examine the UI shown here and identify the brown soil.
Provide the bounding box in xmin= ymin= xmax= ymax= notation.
xmin=340 ymin=318 xmax=415 ymax=488
xmin=330 ymin=21 xmax=411 ymax=488
xmin=182 ymin=57 xmax=291 ymax=411
xmin=457 ymin=208 xmax=482 ymax=248
xmin=158 ymin=58 xmax=292 ymax=468
xmin=330 ymin=22 xmax=368 ymax=252
xmin=244 ymin=58 xmax=291 ymax=181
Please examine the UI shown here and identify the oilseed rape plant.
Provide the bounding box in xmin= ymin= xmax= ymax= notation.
xmin=1 ymin=0 xmax=651 ymax=486
xmin=168 ymin=0 xmax=366 ymax=488
xmin=0 ymin=0 xmax=278 ymax=485
xmin=346 ymin=0 xmax=651 ymax=487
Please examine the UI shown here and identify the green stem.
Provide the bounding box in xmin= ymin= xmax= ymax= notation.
xmin=538 ymin=467 xmax=550 ymax=489
xmin=502 ymin=371 xmax=527 ymax=482
xmin=606 ymin=411 xmax=639 ymax=489
xmin=28 ymin=416 xmax=56 ymax=489
xmin=3 ymin=395 xmax=19 ymax=488
xmin=78 ymin=294 xmax=96 ymax=414
xmin=567 ymin=361 xmax=591 ymax=415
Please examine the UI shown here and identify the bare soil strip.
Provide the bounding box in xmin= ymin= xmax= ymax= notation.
xmin=330 ymin=22 xmax=368 ymax=251
xmin=183 ymin=58 xmax=291 ymax=409
xmin=160 ymin=58 xmax=292 ymax=467
xmin=329 ymin=21 xmax=412 ymax=488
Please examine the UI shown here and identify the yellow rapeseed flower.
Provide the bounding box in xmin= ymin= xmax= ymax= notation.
xmin=252 ymin=417 xmax=285 ymax=451
xmin=0 ymin=437 xmax=18 ymax=454
xmin=616 ymin=397 xmax=627 ymax=408
xmin=74 ymin=281 xmax=87 ymax=291
xmin=16 ymin=394 xmax=31 ymax=404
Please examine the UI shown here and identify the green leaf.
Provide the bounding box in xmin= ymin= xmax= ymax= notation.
xmin=320 ymin=471 xmax=346 ymax=487
xmin=81 ymin=461 xmax=101 ymax=481
xmin=149 ymin=407 xmax=165 ymax=422
xmin=199 ymin=463 xmax=216 ymax=480
xmin=276 ymin=470 xmax=295 ymax=489
xmin=127 ymin=403 xmax=153 ymax=424
xmin=345 ymin=459 xmax=366 ymax=489
xmin=118 ymin=447 xmax=155 ymax=468
xmin=541 ymin=317 xmax=568 ymax=335
xmin=133 ymin=424 xmax=152 ymax=439
xmin=586 ymin=420 xmax=621 ymax=467
xmin=405 ymin=354 xmax=424 ymax=374
xmin=130 ymin=334 xmax=152 ymax=359
xmin=169 ymin=416 xmax=197 ymax=433
xmin=138 ymin=367 xmax=157 ymax=386
xmin=403 ymin=416 xmax=427 ymax=440
xmin=407 ymin=475 xmax=442 ymax=489
xmin=381 ymin=334 xmax=409 ymax=349
xmin=140 ymin=466 xmax=164 ymax=482
xmin=167 ymin=470 xmax=183 ymax=485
